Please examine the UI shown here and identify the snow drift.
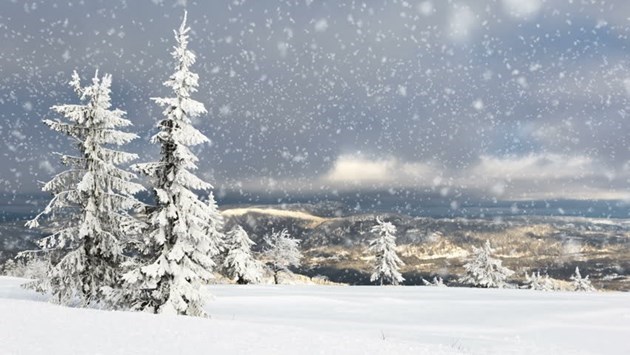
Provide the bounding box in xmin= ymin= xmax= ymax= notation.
xmin=1 ymin=277 xmax=629 ymax=354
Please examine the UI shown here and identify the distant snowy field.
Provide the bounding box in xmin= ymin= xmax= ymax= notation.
xmin=1 ymin=277 xmax=629 ymax=355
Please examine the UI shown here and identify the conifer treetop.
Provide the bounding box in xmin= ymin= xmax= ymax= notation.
xmin=152 ymin=10 xmax=208 ymax=130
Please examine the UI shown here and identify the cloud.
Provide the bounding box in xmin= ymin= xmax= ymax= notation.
xmin=448 ymin=4 xmax=478 ymax=41
xmin=464 ymin=153 xmax=629 ymax=200
xmin=322 ymin=154 xmax=437 ymax=188
xmin=314 ymin=19 xmax=329 ymax=32
xmin=220 ymin=151 xmax=630 ymax=202
xmin=471 ymin=154 xmax=597 ymax=181
xmin=501 ymin=0 xmax=542 ymax=19
xmin=315 ymin=153 xmax=630 ymax=201
xmin=623 ymin=78 xmax=630 ymax=98
xmin=417 ymin=1 xmax=434 ymax=16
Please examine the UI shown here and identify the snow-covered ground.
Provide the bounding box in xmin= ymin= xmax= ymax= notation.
xmin=1 ymin=277 xmax=629 ymax=355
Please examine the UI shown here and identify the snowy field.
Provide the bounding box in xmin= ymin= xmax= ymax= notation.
xmin=1 ymin=277 xmax=629 ymax=355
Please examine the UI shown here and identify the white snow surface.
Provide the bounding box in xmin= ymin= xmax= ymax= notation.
xmin=1 ymin=277 xmax=629 ymax=354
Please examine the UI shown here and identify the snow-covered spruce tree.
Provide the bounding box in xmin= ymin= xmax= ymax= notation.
xmin=570 ymin=267 xmax=596 ymax=292
xmin=223 ymin=225 xmax=263 ymax=284
xmin=25 ymin=71 xmax=144 ymax=307
xmin=459 ymin=240 xmax=514 ymax=288
xmin=263 ymin=229 xmax=302 ymax=284
xmin=123 ymin=12 xmax=224 ymax=317
xmin=524 ymin=271 xmax=554 ymax=291
xmin=368 ymin=217 xmax=404 ymax=286
xmin=1 ymin=259 xmax=17 ymax=276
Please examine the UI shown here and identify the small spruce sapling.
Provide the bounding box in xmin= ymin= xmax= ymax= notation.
xmin=524 ymin=271 xmax=554 ymax=291
xmin=570 ymin=267 xmax=596 ymax=292
xmin=223 ymin=225 xmax=264 ymax=284
xmin=459 ymin=240 xmax=514 ymax=288
xmin=369 ymin=217 xmax=404 ymax=286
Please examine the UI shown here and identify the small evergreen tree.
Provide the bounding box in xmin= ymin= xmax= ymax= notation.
xmin=524 ymin=271 xmax=554 ymax=291
xmin=263 ymin=229 xmax=302 ymax=284
xmin=3 ymin=253 xmax=49 ymax=281
xmin=1 ymin=259 xmax=17 ymax=276
xmin=26 ymin=71 xmax=144 ymax=307
xmin=571 ymin=267 xmax=596 ymax=292
xmin=459 ymin=240 xmax=514 ymax=288
xmin=369 ymin=217 xmax=404 ymax=286
xmin=422 ymin=276 xmax=446 ymax=287
xmin=123 ymin=12 xmax=224 ymax=317
xmin=223 ymin=225 xmax=263 ymax=284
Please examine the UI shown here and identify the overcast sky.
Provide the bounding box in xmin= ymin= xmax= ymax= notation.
xmin=2 ymin=0 xmax=630 ymax=204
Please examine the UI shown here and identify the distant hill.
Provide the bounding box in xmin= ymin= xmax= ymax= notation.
xmin=221 ymin=205 xmax=630 ymax=290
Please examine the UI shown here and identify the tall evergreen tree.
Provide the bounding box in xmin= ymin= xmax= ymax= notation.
xmin=123 ymin=12 xmax=224 ymax=317
xmin=369 ymin=217 xmax=404 ymax=285
xmin=26 ymin=71 xmax=144 ymax=306
xmin=223 ymin=225 xmax=263 ymax=284
xmin=459 ymin=240 xmax=514 ymax=288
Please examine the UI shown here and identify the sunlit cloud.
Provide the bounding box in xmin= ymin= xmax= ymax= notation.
xmin=322 ymin=154 xmax=437 ymax=188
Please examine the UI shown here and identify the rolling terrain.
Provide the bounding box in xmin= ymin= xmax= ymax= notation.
xmin=2 ymin=203 xmax=629 ymax=290
xmin=224 ymin=204 xmax=630 ymax=290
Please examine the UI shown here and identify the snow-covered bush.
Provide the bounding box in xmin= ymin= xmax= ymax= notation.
xmin=524 ymin=271 xmax=555 ymax=291
xmin=369 ymin=217 xmax=404 ymax=286
xmin=123 ymin=12 xmax=224 ymax=317
xmin=311 ymin=274 xmax=330 ymax=283
xmin=571 ymin=267 xmax=596 ymax=292
xmin=263 ymin=229 xmax=302 ymax=284
xmin=25 ymin=70 xmax=144 ymax=307
xmin=1 ymin=253 xmax=49 ymax=280
xmin=223 ymin=225 xmax=264 ymax=284
xmin=459 ymin=240 xmax=514 ymax=288
xmin=422 ymin=276 xmax=446 ymax=287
